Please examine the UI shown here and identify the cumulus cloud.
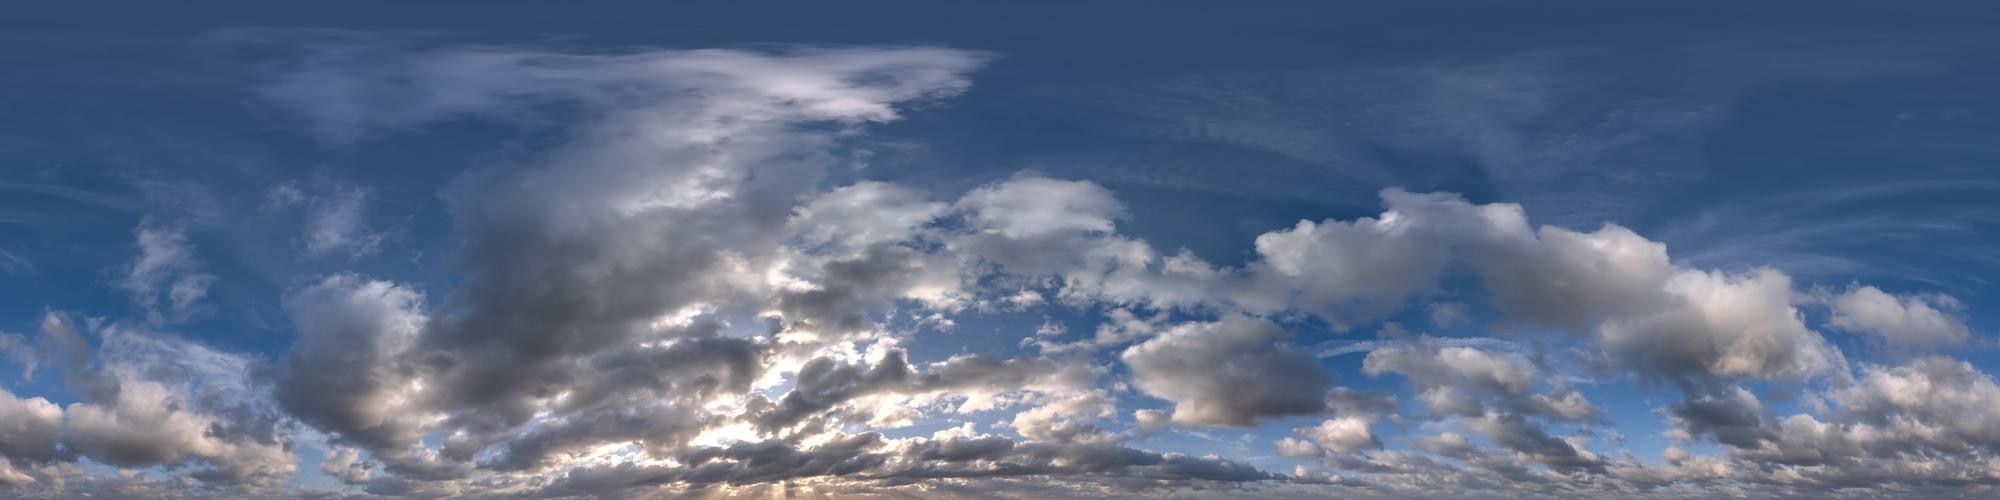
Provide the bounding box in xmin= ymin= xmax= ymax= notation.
xmin=788 ymin=181 xmax=948 ymax=252
xmin=1820 ymin=284 xmax=1972 ymax=348
xmin=1362 ymin=333 xmax=1600 ymax=425
xmin=957 ymin=174 xmax=1124 ymax=242
xmin=1438 ymin=201 xmax=1846 ymax=388
xmin=0 ymin=317 xmax=299 ymax=492
xmin=276 ymin=275 xmax=430 ymax=454
xmin=1824 ymin=356 xmax=2000 ymax=454
xmin=1245 ymin=189 xmax=1523 ymax=328
xmin=1631 ymin=357 xmax=2000 ymax=494
xmin=0 ymin=389 xmax=62 ymax=465
xmin=538 ymin=430 xmax=1273 ymax=496
xmin=1134 ymin=409 xmax=1170 ymax=437
xmin=1121 ymin=315 xmax=1330 ymax=427
xmin=1298 ymin=417 xmax=1380 ymax=455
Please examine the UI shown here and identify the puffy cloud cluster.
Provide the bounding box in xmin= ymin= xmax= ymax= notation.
xmin=1820 ymin=284 xmax=1973 ymax=348
xmin=275 ymin=275 xmax=435 ymax=470
xmin=1244 ymin=190 xmax=1524 ymax=327
xmin=1279 ymin=417 xmax=1380 ymax=457
xmin=1731 ymin=357 xmax=2000 ymax=465
xmin=1122 ymin=315 xmax=1330 ymax=427
xmin=234 ymin=41 xmax=1274 ymax=496
xmin=0 ymin=313 xmax=297 ymax=493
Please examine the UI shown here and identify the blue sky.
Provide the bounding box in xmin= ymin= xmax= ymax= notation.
xmin=2 ymin=2 xmax=1999 ymax=498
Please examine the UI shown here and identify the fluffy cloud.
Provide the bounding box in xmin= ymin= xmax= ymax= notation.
xmin=788 ymin=181 xmax=948 ymax=251
xmin=1247 ymin=189 xmax=1525 ymax=327
xmin=1821 ymin=285 xmax=1972 ymax=347
xmin=1242 ymin=189 xmax=1845 ymax=392
xmin=276 ymin=275 xmax=431 ymax=457
xmin=248 ymin=44 xmax=997 ymax=489
xmin=1363 ymin=333 xmax=1600 ymax=423
xmin=1121 ymin=315 xmax=1331 ymax=426
xmin=0 ymin=318 xmax=299 ymax=492
xmin=1460 ymin=213 xmax=1844 ymax=388
xmin=1364 ymin=335 xmax=1534 ymax=411
xmin=1298 ymin=417 xmax=1380 ymax=455
xmin=1824 ymin=356 xmax=2000 ymax=454
xmin=0 ymin=389 xmax=62 ymax=466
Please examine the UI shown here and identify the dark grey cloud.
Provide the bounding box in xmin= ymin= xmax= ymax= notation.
xmin=276 ymin=274 xmax=428 ymax=452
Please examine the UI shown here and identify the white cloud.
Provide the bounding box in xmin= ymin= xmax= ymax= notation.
xmin=1821 ymin=285 xmax=1971 ymax=347
xmin=0 ymin=320 xmax=302 ymax=491
xmin=0 ymin=389 xmax=63 ymax=466
xmin=1245 ymin=189 xmax=1525 ymax=328
xmin=1299 ymin=417 xmax=1379 ymax=454
xmin=1276 ymin=437 xmax=1322 ymax=458
xmin=788 ymin=181 xmax=947 ymax=251
xmin=117 ymin=223 xmax=214 ymax=325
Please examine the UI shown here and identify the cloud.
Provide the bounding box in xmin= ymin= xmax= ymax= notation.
xmin=117 ymin=223 xmax=215 ymax=325
xmin=1121 ymin=314 xmax=1330 ymax=427
xmin=265 ymin=179 xmax=386 ymax=259
xmin=251 ymin=43 xmax=992 ymax=486
xmin=276 ymin=275 xmax=430 ymax=453
xmin=0 ymin=332 xmax=36 ymax=380
xmin=0 ymin=318 xmax=300 ymax=492
xmin=1820 ymin=284 xmax=1972 ymax=347
xmin=1431 ymin=213 xmax=1841 ymax=389
xmin=384 ymin=46 xmax=984 ymax=421
xmin=538 ymin=431 xmax=1273 ymax=496
xmin=0 ymin=250 xmax=30 ymax=276
xmin=1134 ymin=409 xmax=1170 ymax=437
xmin=0 ymin=389 xmax=63 ymax=465
xmin=1825 ymin=356 xmax=2000 ymax=454
xmin=1244 ymin=189 xmax=1521 ymax=328
xmin=1634 ymin=357 xmax=2000 ymax=493
xmin=1297 ymin=417 xmax=1380 ymax=455
xmin=1362 ymin=333 xmax=1602 ymax=422
xmin=754 ymin=350 xmax=1096 ymax=436
xmin=787 ymin=181 xmax=948 ymax=252
xmin=1365 ymin=336 xmax=1533 ymax=397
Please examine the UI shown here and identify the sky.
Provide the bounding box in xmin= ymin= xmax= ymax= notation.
xmin=2 ymin=1 xmax=2000 ymax=498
